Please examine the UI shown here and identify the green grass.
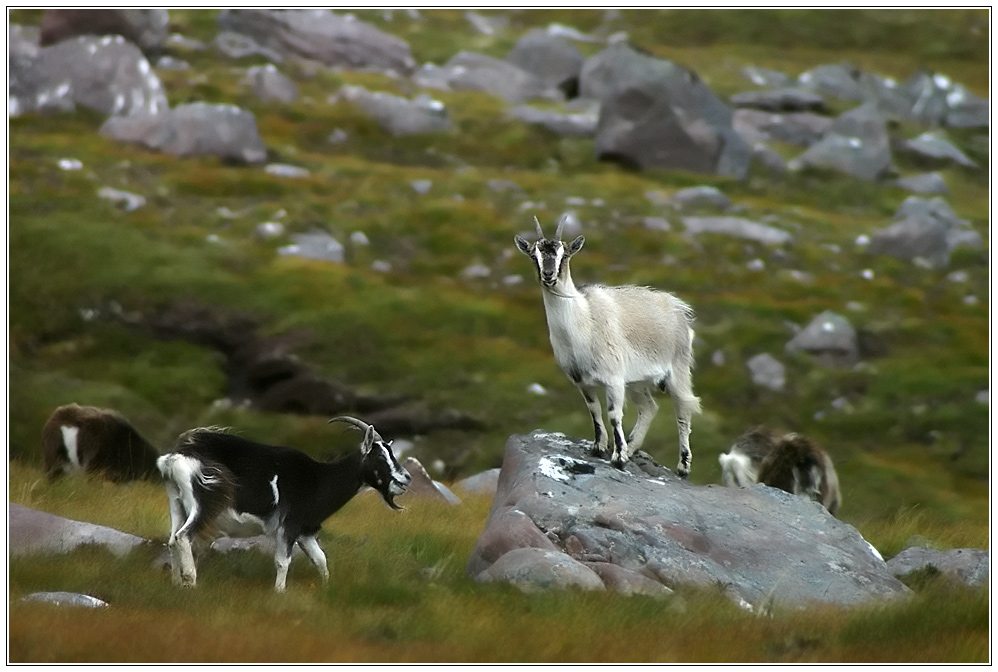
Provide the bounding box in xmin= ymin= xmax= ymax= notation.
xmin=6 ymin=7 xmax=990 ymax=663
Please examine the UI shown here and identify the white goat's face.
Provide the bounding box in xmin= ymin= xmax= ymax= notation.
xmin=514 ymin=231 xmax=584 ymax=289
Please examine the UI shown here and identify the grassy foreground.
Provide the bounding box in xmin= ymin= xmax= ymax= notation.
xmin=6 ymin=8 xmax=991 ymax=663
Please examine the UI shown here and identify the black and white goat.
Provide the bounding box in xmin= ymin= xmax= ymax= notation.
xmin=515 ymin=216 xmax=701 ymax=475
xmin=41 ymin=404 xmax=160 ymax=482
xmin=719 ymin=427 xmax=841 ymax=516
xmin=157 ymin=416 xmax=411 ymax=592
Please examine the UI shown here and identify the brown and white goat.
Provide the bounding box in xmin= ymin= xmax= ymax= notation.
xmin=41 ymin=404 xmax=160 ymax=482
xmin=719 ymin=427 xmax=841 ymax=516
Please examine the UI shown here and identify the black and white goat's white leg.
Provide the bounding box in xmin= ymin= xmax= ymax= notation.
xmin=273 ymin=533 xmax=295 ymax=593
xmin=579 ymin=385 xmax=608 ymax=458
xmin=165 ymin=486 xmax=199 ymax=588
xmin=606 ymin=381 xmax=629 ymax=469
xmin=626 ymin=384 xmax=658 ymax=454
xmin=297 ymin=535 xmax=330 ymax=584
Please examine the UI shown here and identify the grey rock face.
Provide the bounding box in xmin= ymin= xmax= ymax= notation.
xmin=505 ymin=29 xmax=585 ymax=96
xmin=682 ymin=216 xmax=792 ymax=246
xmin=867 ymin=196 xmax=981 ymax=268
xmin=277 ymin=230 xmax=344 ymax=263
xmin=401 ymin=457 xmax=462 ymax=505
xmin=785 ymin=310 xmax=858 ymax=366
xmin=9 ymin=35 xmax=168 ymax=118
xmin=336 ymin=85 xmax=451 ymax=136
xmin=443 ymin=51 xmax=551 ymax=104
xmin=39 ymin=8 xmax=169 ymax=56
xmin=789 ymin=103 xmax=892 ymax=181
xmin=9 ymin=503 xmax=148 ymax=558
xmin=583 ymin=44 xmax=751 ymax=178
xmin=216 ymin=9 xmax=416 ymax=75
xmin=100 ymin=102 xmax=267 ymax=163
xmin=468 ymin=431 xmax=911 ymax=608
xmin=509 ymin=100 xmax=599 ymax=137
xmin=245 ymin=64 xmax=298 ymax=104
xmin=887 ymin=547 xmax=989 ymax=588
xmin=898 ymin=132 xmax=977 ymax=169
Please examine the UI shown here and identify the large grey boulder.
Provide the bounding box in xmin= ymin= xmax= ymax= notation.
xmin=867 ymin=196 xmax=982 ymax=268
xmin=887 ymin=546 xmax=989 ymax=588
xmin=335 ymin=85 xmax=451 ymax=136
xmin=443 ymin=51 xmax=551 ymax=104
xmin=39 ymin=8 xmax=169 ymax=56
xmin=9 ymin=503 xmax=148 ymax=558
xmin=99 ymin=102 xmax=267 ymax=163
xmin=216 ymin=9 xmax=416 ymax=75
xmin=582 ymin=43 xmax=751 ymax=178
xmin=505 ymin=29 xmax=584 ymax=97
xmin=785 ymin=310 xmax=859 ymax=366
xmin=9 ymin=35 xmax=168 ymax=118
xmin=468 ymin=431 xmax=911 ymax=608
xmin=682 ymin=216 xmax=792 ymax=246
xmin=789 ymin=103 xmax=892 ymax=181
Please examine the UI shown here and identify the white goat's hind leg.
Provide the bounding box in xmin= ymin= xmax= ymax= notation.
xmin=298 ymin=535 xmax=329 ymax=584
xmin=579 ymin=385 xmax=608 ymax=457
xmin=605 ymin=382 xmax=629 ymax=468
xmin=662 ymin=365 xmax=700 ymax=479
xmin=273 ymin=533 xmax=293 ymax=592
xmin=164 ymin=483 xmax=197 ymax=587
xmin=625 ymin=384 xmax=658 ymax=454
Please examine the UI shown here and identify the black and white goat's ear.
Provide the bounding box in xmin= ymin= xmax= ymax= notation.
xmin=514 ymin=234 xmax=532 ymax=255
xmin=361 ymin=426 xmax=375 ymax=455
xmin=566 ymin=235 xmax=585 ymax=256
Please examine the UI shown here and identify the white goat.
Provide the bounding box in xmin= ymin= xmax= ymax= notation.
xmin=514 ymin=215 xmax=701 ymax=476
xmin=719 ymin=428 xmax=841 ymax=516
xmin=41 ymin=403 xmax=160 ymax=482
xmin=157 ymin=416 xmax=411 ymax=592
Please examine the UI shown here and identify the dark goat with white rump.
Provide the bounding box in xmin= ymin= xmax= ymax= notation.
xmin=42 ymin=403 xmax=160 ymax=482
xmin=719 ymin=427 xmax=841 ymax=516
xmin=157 ymin=416 xmax=411 ymax=591
xmin=515 ymin=216 xmax=701 ymax=475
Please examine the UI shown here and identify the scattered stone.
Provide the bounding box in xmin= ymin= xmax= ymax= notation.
xmin=526 ymin=383 xmax=547 ymax=395
xmin=154 ymin=56 xmax=189 ymax=71
xmin=642 ymin=216 xmax=671 ymax=232
xmin=57 ymin=158 xmax=82 ymax=170
xmin=465 ymin=11 xmax=508 ymax=36
xmin=100 ymin=102 xmax=267 ymax=163
xmin=785 ymin=310 xmax=859 ymax=366
xmin=278 ymin=230 xmax=344 ymax=263
xmin=212 ymin=30 xmax=284 ymax=62
xmin=898 ymin=131 xmax=977 ymax=168
xmin=747 ymin=353 xmax=786 ymax=392
xmin=733 ymin=109 xmax=834 ymax=147
xmin=265 ymin=163 xmax=309 ymax=178
xmin=336 ymin=85 xmax=452 ymax=136
xmin=742 ymin=65 xmax=791 ymax=88
xmin=255 ymin=222 xmax=285 ymax=240
xmin=797 ymin=62 xmax=865 ymax=101
xmin=443 ymin=51 xmax=551 ymax=104
xmin=509 ymin=100 xmax=599 ymax=137
xmin=401 ymin=457 xmax=461 ymax=505
xmin=670 ymin=185 xmax=732 ymax=211
xmin=729 ymin=88 xmax=827 ymax=113
xmin=788 ymin=103 xmax=892 ymax=181
xmin=894 ymin=172 xmax=948 ymax=195
xmin=97 ymin=186 xmax=146 ymax=212
xmin=460 ymin=264 xmax=491 ymax=279
xmin=350 ymin=231 xmax=370 ymax=246
xmin=887 ymin=547 xmax=989 ymax=588
xmin=867 ymin=196 xmax=981 ymax=268
xmin=244 ymin=64 xmax=298 ymax=104
xmin=9 ymin=503 xmax=148 ymax=558
xmin=505 ymin=28 xmax=584 ymax=97
xmin=682 ymin=216 xmax=792 ymax=246
xmin=21 ymin=592 xmax=109 ymax=609
xmin=410 ymin=179 xmax=433 ymax=194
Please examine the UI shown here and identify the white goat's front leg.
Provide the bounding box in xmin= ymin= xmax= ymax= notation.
xmin=605 ymin=382 xmax=629 ymax=469
xmin=626 ymin=384 xmax=658 ymax=453
xmin=273 ymin=534 xmax=293 ymax=592
xmin=579 ymin=385 xmax=608 ymax=457
xmin=297 ymin=535 xmax=329 ymax=584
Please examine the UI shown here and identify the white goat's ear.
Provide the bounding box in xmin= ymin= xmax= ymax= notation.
xmin=361 ymin=426 xmax=375 ymax=455
xmin=514 ymin=235 xmax=532 ymax=255
xmin=566 ymin=235 xmax=585 ymax=256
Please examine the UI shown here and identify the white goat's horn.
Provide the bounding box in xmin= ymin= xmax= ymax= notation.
xmin=328 ymin=416 xmax=384 ymax=443
xmin=533 ymin=216 xmax=545 ymax=239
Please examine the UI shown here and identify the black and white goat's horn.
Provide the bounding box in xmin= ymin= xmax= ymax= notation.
xmin=533 ymin=216 xmax=545 ymax=239
xmin=328 ymin=415 xmax=384 ymax=442
xmin=553 ymin=214 xmax=567 ymax=241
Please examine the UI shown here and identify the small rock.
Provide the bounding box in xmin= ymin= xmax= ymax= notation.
xmin=97 ymin=186 xmax=145 ymax=212
xmin=21 ymin=592 xmax=108 ymax=609
xmin=265 ymin=163 xmax=309 ymax=178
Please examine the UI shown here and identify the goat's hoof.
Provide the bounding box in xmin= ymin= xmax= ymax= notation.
xmin=675 ymin=465 xmax=690 ymax=479
xmin=590 ymin=444 xmax=608 ymax=458
xmin=610 ymin=455 xmax=627 ymax=470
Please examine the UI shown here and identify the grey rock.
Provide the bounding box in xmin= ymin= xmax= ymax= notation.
xmin=336 ymin=85 xmax=451 ymax=136
xmin=212 ymin=31 xmax=284 ymax=63
xmin=97 ymin=186 xmax=146 ymax=212
xmin=898 ymin=132 xmax=977 ymax=168
xmin=9 ymin=503 xmax=148 ymax=558
xmin=887 ymin=547 xmax=988 ymax=588
xmin=789 ymin=103 xmax=892 ymax=181
xmin=216 ymin=9 xmax=416 ymax=75
xmin=411 ymin=63 xmax=452 ymax=91
xmin=730 ymin=88 xmax=827 ymax=113
xmin=401 ymin=457 xmax=461 ymax=505
xmin=505 ymin=29 xmax=584 ymax=96
xmin=733 ymin=109 xmax=834 ymax=147
xmin=797 ymin=63 xmax=865 ymax=101
xmin=410 ymin=179 xmax=433 ymax=194
xmin=894 ymin=172 xmax=948 ymax=195
xmin=255 ymin=222 xmax=285 ymax=240
xmin=278 ymin=230 xmax=344 ymax=263
xmin=9 ymin=24 xmax=41 ymax=58
xmin=39 ymin=8 xmax=169 ymax=56
xmin=465 ymin=11 xmax=508 ymax=36
xmin=9 ymin=35 xmax=168 ymax=118
xmin=21 ymin=592 xmax=109 ymax=609
xmin=509 ymin=100 xmax=599 ymax=137
xmin=867 ymin=196 xmax=981 ymax=268
xmin=583 ymin=43 xmax=751 ymax=178
xmin=100 ymin=102 xmax=267 ymax=163
xmin=742 ymin=65 xmax=791 ymax=89
xmin=671 ymin=185 xmax=732 ymax=211
xmin=747 ymin=353 xmax=786 ymax=392
xmin=785 ymin=310 xmax=859 ymax=366
xmin=944 ymin=84 xmax=989 ymax=128
xmin=468 ymin=431 xmax=910 ymax=607
xmin=443 ymin=51 xmax=552 ymax=104
xmin=455 ymin=468 xmax=501 ymax=496
xmin=682 ymin=216 xmax=792 ymax=246
xmin=265 ymin=163 xmax=309 ymax=178
xmin=244 ymin=64 xmax=298 ymax=104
